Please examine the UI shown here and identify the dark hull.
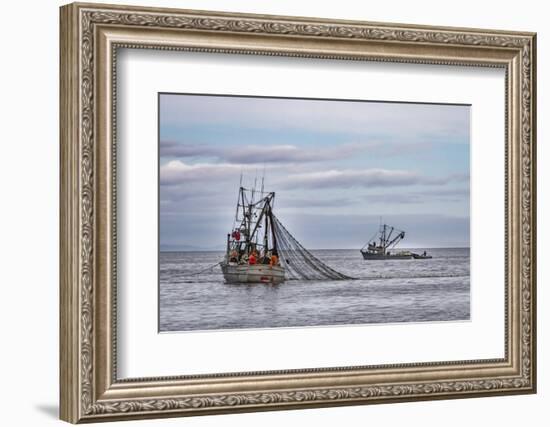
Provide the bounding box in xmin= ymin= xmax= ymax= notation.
xmin=412 ymin=254 xmax=432 ymax=259
xmin=361 ymin=251 xmax=412 ymax=260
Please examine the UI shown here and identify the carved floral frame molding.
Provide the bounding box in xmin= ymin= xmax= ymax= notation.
xmin=60 ymin=2 xmax=536 ymax=423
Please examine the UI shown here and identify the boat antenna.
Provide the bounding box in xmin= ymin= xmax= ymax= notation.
xmin=260 ymin=164 xmax=265 ymax=195
xmin=252 ymin=169 xmax=258 ymax=204
xmin=233 ymin=174 xmax=243 ymax=226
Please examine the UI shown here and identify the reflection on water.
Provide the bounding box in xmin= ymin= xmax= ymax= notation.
xmin=159 ymin=248 xmax=470 ymax=332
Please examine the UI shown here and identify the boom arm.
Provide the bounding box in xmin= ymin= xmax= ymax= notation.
xmin=386 ymin=231 xmax=405 ymax=249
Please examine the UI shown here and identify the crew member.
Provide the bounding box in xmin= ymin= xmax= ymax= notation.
xmin=270 ymin=251 xmax=279 ymax=267
xmin=249 ymin=252 xmax=257 ymax=265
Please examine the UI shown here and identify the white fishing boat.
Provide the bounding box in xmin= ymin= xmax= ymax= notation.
xmin=221 ymin=185 xmax=286 ymax=284
xmin=221 ymin=180 xmax=351 ymax=284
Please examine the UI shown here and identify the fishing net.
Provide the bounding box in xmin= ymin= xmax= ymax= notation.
xmin=271 ymin=214 xmax=353 ymax=281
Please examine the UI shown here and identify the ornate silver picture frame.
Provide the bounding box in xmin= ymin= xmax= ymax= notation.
xmin=60 ymin=2 xmax=536 ymax=423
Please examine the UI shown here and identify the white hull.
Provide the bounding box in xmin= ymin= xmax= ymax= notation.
xmin=221 ymin=263 xmax=285 ymax=284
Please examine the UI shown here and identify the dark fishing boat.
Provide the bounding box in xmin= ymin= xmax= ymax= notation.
xmin=360 ymin=223 xmax=413 ymax=260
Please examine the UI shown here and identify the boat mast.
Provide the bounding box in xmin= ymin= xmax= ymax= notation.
xmin=269 ymin=207 xmax=278 ymax=253
xmin=380 ymin=223 xmax=387 ymax=254
xmin=245 ymin=188 xmax=252 ymax=251
xmin=263 ymin=204 xmax=269 ymax=252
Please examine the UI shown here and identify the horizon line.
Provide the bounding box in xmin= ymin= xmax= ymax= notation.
xmin=159 ymin=246 xmax=471 ymax=253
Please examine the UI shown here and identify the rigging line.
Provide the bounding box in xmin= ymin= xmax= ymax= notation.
xmin=180 ymin=262 xmax=222 ymax=277
xmin=363 ymin=229 xmax=379 ymax=248
xmin=350 ymin=273 xmax=468 ymax=280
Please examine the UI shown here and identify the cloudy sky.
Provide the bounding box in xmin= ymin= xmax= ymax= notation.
xmin=159 ymin=93 xmax=470 ymax=250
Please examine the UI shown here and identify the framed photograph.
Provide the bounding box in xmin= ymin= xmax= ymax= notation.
xmin=60 ymin=2 xmax=537 ymax=423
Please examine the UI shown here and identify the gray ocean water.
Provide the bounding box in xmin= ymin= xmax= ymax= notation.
xmin=159 ymin=248 xmax=469 ymax=332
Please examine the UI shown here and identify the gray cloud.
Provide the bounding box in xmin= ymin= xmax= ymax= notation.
xmin=160 ymin=141 xmax=215 ymax=158
xmin=160 ymin=160 xmax=468 ymax=193
xmin=426 ymin=188 xmax=470 ymax=197
xmin=160 ymin=140 xmax=370 ymax=164
xmin=160 ymin=160 xmax=245 ymax=186
xmin=365 ymin=188 xmax=469 ymax=205
xmin=279 ymin=169 xmax=465 ymax=190
xmin=160 ymin=185 xmax=220 ymax=203
xmin=277 ymin=197 xmax=357 ymax=209
xmin=223 ymin=143 xmax=365 ymax=164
